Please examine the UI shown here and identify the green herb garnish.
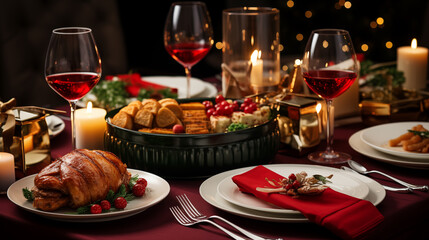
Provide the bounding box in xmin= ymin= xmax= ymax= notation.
xmin=22 ymin=187 xmax=34 ymax=201
xmin=408 ymin=130 xmax=429 ymax=138
xmin=89 ymin=80 xmax=129 ymax=110
xmin=227 ymin=123 xmax=249 ymax=132
xmin=313 ymin=174 xmax=333 ymax=184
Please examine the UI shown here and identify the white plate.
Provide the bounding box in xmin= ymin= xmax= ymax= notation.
xmin=193 ymin=81 xmax=218 ymax=98
xmin=216 ymin=165 xmax=369 ymax=214
xmin=142 ymin=76 xmax=206 ymax=98
xmin=46 ymin=115 xmax=65 ymax=138
xmin=200 ymin=164 xmax=385 ymax=223
xmin=360 ymin=122 xmax=429 ymax=160
xmin=7 ymin=169 xmax=170 ymax=222
xmin=349 ymin=130 xmax=429 ymax=169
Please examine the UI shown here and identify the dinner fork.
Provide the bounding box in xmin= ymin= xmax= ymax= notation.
xmin=169 ymin=206 xmax=246 ymax=240
xmin=176 ymin=194 xmax=282 ymax=240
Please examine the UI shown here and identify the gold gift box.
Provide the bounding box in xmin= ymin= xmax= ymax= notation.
xmin=12 ymin=110 xmax=51 ymax=179
xmin=274 ymin=96 xmax=321 ymax=156
xmin=360 ymin=90 xmax=429 ymax=126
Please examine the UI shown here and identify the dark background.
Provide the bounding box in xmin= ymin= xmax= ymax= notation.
xmin=1 ymin=0 xmax=428 ymax=107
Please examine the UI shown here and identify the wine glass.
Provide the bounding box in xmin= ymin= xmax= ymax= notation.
xmin=301 ymin=29 xmax=359 ymax=164
xmin=164 ymin=2 xmax=213 ymax=98
xmin=45 ymin=27 xmax=102 ymax=149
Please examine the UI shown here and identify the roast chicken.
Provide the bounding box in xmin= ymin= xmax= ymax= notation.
xmin=32 ymin=149 xmax=131 ymax=211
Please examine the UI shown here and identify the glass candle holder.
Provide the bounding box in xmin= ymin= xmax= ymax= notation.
xmin=222 ymin=7 xmax=280 ymax=98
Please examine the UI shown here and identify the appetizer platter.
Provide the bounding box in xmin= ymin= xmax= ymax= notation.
xmin=104 ymin=95 xmax=280 ymax=178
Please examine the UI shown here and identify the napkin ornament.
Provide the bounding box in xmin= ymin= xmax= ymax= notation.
xmin=232 ymin=165 xmax=384 ymax=240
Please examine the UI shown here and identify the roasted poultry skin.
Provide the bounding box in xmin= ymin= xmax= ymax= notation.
xmin=32 ymin=149 xmax=131 ymax=211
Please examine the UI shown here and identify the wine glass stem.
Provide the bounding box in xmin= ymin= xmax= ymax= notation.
xmin=69 ymin=100 xmax=77 ymax=149
xmin=325 ymin=99 xmax=334 ymax=155
xmin=184 ymin=66 xmax=191 ymax=98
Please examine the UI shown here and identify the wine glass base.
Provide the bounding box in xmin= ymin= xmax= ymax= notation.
xmin=307 ymin=151 xmax=351 ymax=164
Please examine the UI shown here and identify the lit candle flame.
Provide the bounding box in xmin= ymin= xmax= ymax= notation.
xmin=316 ymin=102 xmax=322 ymax=114
xmin=250 ymin=50 xmax=261 ymax=64
xmin=86 ymin=101 xmax=93 ymax=113
xmin=411 ymin=38 xmax=417 ymax=49
xmin=294 ymin=59 xmax=302 ymax=66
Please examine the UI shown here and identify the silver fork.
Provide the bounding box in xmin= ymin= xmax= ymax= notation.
xmin=177 ymin=194 xmax=282 ymax=240
xmin=170 ymin=206 xmax=246 ymax=240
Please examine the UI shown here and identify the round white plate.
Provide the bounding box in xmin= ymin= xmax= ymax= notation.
xmin=46 ymin=115 xmax=65 ymax=138
xmin=349 ymin=130 xmax=429 ymax=169
xmin=360 ymin=122 xmax=429 ymax=160
xmin=142 ymin=76 xmax=206 ymax=99
xmin=7 ymin=169 xmax=170 ymax=222
xmin=200 ymin=164 xmax=385 ymax=223
xmin=216 ymin=165 xmax=369 ymax=214
xmin=193 ymin=81 xmax=218 ymax=98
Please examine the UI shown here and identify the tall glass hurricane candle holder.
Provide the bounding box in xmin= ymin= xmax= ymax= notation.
xmin=222 ymin=7 xmax=280 ymax=98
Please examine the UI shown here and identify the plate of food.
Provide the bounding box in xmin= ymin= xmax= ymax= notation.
xmin=360 ymin=122 xmax=429 ymax=160
xmin=7 ymin=149 xmax=170 ymax=222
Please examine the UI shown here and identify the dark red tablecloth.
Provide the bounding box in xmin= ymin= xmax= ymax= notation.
xmin=1 ymin=106 xmax=428 ymax=240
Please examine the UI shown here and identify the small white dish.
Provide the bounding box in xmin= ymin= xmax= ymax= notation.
xmin=46 ymin=115 xmax=65 ymax=138
xmin=349 ymin=130 xmax=429 ymax=169
xmin=7 ymin=169 xmax=170 ymax=222
xmin=216 ymin=165 xmax=369 ymax=214
xmin=200 ymin=164 xmax=385 ymax=222
xmin=360 ymin=122 xmax=429 ymax=160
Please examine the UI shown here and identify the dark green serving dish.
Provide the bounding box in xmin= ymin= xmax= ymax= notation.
xmin=104 ymin=98 xmax=280 ymax=178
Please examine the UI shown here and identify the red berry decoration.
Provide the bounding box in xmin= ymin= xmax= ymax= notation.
xmin=215 ymin=94 xmax=225 ymax=104
xmin=248 ymin=102 xmax=258 ymax=111
xmin=100 ymin=200 xmax=111 ymax=211
xmin=206 ymin=108 xmax=216 ymax=118
xmin=244 ymin=106 xmax=254 ymax=114
xmin=136 ymin=178 xmax=148 ymax=188
xmin=114 ymin=197 xmax=127 ymax=209
xmin=285 ymin=183 xmax=293 ymax=190
xmin=202 ymin=101 xmax=213 ymax=110
xmin=90 ymin=204 xmax=102 ymax=214
xmin=173 ymin=124 xmax=185 ymax=134
xmin=244 ymin=98 xmax=253 ymax=104
xmin=292 ymin=180 xmax=301 ymax=189
xmin=132 ymin=183 xmax=146 ymax=197
xmin=288 ymin=173 xmax=297 ymax=181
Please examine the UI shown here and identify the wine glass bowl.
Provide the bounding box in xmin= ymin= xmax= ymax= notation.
xmin=164 ymin=2 xmax=213 ymax=98
xmin=45 ymin=27 xmax=101 ymax=149
xmin=301 ymin=29 xmax=359 ymax=164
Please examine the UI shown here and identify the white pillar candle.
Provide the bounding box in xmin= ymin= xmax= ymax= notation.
xmin=397 ymin=38 xmax=428 ymax=90
xmin=75 ymin=102 xmax=107 ymax=150
xmin=250 ymin=50 xmax=264 ymax=87
xmin=0 ymin=152 xmax=15 ymax=192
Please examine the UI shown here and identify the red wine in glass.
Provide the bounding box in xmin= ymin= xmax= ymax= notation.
xmin=45 ymin=27 xmax=101 ymax=149
xmin=303 ymin=70 xmax=357 ymax=99
xmin=165 ymin=43 xmax=211 ymax=68
xmin=164 ymin=2 xmax=213 ymax=98
xmin=301 ymin=29 xmax=359 ymax=164
xmin=46 ymin=72 xmax=100 ymax=101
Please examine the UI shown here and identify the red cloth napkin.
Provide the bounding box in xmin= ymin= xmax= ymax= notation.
xmin=232 ymin=165 xmax=384 ymax=240
xmin=105 ymin=73 xmax=178 ymax=97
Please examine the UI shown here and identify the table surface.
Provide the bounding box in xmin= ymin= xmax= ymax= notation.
xmin=1 ymin=105 xmax=429 ymax=240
